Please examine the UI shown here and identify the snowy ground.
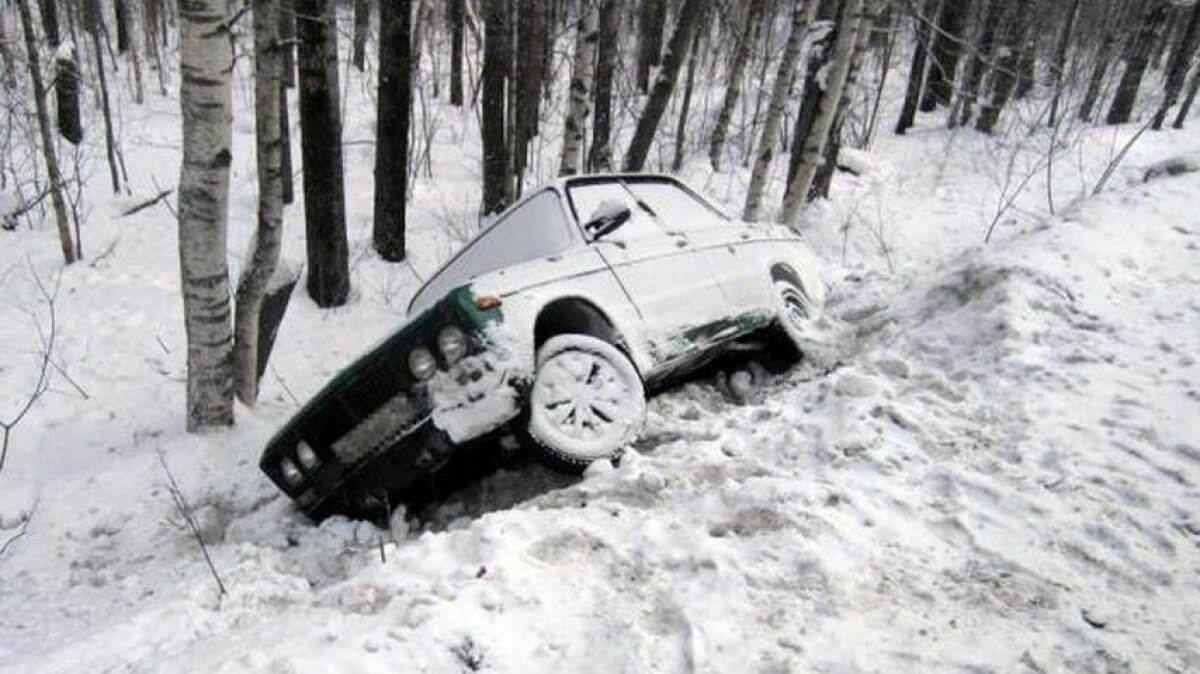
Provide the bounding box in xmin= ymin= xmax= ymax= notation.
xmin=3 ymin=24 xmax=1200 ymax=673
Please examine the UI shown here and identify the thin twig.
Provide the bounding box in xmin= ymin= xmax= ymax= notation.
xmin=0 ymin=262 xmax=59 ymax=475
xmin=157 ymin=450 xmax=227 ymax=597
xmin=121 ymin=188 xmax=174 ymax=217
xmin=0 ymin=502 xmax=37 ymax=557
xmin=269 ymin=362 xmax=300 ymax=405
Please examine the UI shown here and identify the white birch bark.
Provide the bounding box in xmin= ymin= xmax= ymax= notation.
xmin=559 ymin=0 xmax=599 ymax=176
xmin=780 ymin=0 xmax=865 ymax=229
xmin=178 ymin=0 xmax=234 ymax=429
xmin=234 ymin=0 xmax=283 ymax=405
xmin=742 ymin=0 xmax=818 ymax=222
xmin=126 ymin=0 xmax=145 ymax=104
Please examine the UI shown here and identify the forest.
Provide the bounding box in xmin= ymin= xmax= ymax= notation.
xmin=1 ymin=0 xmax=1199 ymax=671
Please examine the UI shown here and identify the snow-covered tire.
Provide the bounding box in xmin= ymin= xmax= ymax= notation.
xmin=526 ymin=334 xmax=646 ymax=471
xmin=774 ymin=279 xmax=819 ymax=352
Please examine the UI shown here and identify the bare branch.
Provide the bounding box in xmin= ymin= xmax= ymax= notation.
xmin=156 ymin=450 xmax=227 ymax=597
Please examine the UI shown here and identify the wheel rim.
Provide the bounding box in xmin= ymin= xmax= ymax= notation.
xmin=779 ymin=286 xmax=811 ymax=333
xmin=531 ymin=349 xmax=640 ymax=452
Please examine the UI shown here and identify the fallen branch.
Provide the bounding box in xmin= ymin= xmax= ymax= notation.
xmin=157 ymin=451 xmax=227 ymax=597
xmin=121 ymin=188 xmax=174 ymax=217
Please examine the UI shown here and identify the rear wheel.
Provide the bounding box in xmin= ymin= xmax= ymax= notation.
xmin=526 ymin=335 xmax=646 ymax=470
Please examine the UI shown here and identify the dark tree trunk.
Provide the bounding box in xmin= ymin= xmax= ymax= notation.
xmin=115 ymin=0 xmax=130 ymax=53
xmin=1173 ymin=64 xmax=1200 ymax=129
xmin=956 ymin=0 xmax=1002 ymax=127
xmin=1047 ymin=0 xmax=1081 ymax=126
xmin=280 ymin=0 xmax=296 ymax=88
xmin=896 ymin=0 xmax=935 ymax=134
xmin=280 ymin=80 xmax=294 ymax=205
xmin=1106 ymin=1 xmax=1169 ymax=125
xmin=449 ymin=0 xmax=464 ymax=106
xmin=86 ymin=0 xmax=120 ymax=193
xmin=38 ymin=0 xmax=60 ymax=46
xmin=636 ymin=0 xmax=663 ymax=92
xmin=588 ymin=0 xmax=621 ymax=172
xmin=976 ymin=0 xmax=1030 ymax=134
xmin=1153 ymin=0 xmax=1200 ymax=130
xmin=1079 ymin=34 xmax=1114 ymax=122
xmin=516 ymin=0 xmax=547 ymax=181
xmin=56 ymin=46 xmax=83 ymax=144
xmin=482 ymin=0 xmax=510 ymax=215
xmin=296 ymin=0 xmax=350 ymax=307
xmin=352 ymin=0 xmax=368 ymax=71
xmin=921 ymin=0 xmax=970 ymax=111
xmin=373 ymin=0 xmax=410 ymax=261
xmin=709 ymin=0 xmax=765 ymax=170
xmin=623 ymin=0 xmax=706 ymax=172
xmin=1014 ymin=32 xmax=1036 ymax=100
xmin=672 ymin=14 xmax=704 ymax=172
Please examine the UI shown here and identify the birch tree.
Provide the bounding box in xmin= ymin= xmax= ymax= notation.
xmin=177 ymin=0 xmax=235 ymax=429
xmin=15 ymin=0 xmax=74 ymax=263
xmin=373 ymin=0 xmax=411 ymax=260
xmin=560 ymin=0 xmax=599 ymax=176
xmin=234 ymin=0 xmax=285 ymax=405
xmin=742 ymin=0 xmax=817 ymax=222
xmin=623 ymin=0 xmax=707 ymax=172
xmin=781 ymin=0 xmax=865 ymax=228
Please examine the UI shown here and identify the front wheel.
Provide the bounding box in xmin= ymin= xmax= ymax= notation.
xmin=774 ymin=279 xmax=819 ymax=352
xmin=526 ymin=335 xmax=646 ymax=471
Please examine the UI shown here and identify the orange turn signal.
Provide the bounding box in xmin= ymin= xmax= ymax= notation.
xmin=475 ymin=294 xmax=502 ymax=311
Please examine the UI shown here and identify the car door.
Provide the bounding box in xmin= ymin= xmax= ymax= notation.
xmin=565 ymin=179 xmax=733 ymax=363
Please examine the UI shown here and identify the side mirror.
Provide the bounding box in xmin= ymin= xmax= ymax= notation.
xmin=583 ymin=200 xmax=631 ymax=241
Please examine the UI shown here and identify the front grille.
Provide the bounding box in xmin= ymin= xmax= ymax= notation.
xmin=331 ymin=391 xmax=429 ymax=464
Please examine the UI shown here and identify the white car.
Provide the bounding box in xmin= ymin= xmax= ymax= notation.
xmin=261 ymin=174 xmax=824 ymax=521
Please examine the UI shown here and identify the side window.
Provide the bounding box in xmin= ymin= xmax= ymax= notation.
xmin=566 ymin=183 xmax=661 ymax=240
xmin=626 ymin=181 xmax=727 ymax=233
xmin=409 ymin=191 xmax=573 ymax=314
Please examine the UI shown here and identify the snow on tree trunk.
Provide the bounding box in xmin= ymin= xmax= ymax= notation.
xmin=481 ymin=0 xmax=510 ymax=216
xmin=296 ymin=0 xmax=349 ymax=307
xmin=780 ymin=0 xmax=865 ymax=228
xmin=560 ymin=0 xmax=599 ymax=176
xmin=449 ymin=0 xmax=464 ymax=106
xmin=55 ymin=45 xmax=84 ymax=144
xmin=622 ymin=0 xmax=706 ymax=172
xmin=975 ymin=0 xmax=1030 ymax=135
xmin=709 ymin=0 xmax=766 ymax=172
xmin=588 ymin=0 xmax=621 ymax=172
xmin=1106 ymin=1 xmax=1169 ymax=125
xmin=742 ymin=0 xmax=817 ymax=222
xmin=16 ymin=0 xmax=75 ymax=264
xmin=177 ymin=0 xmax=234 ymax=429
xmin=352 ymin=0 xmax=368 ymax=71
xmin=920 ymin=0 xmax=970 ymax=111
xmin=1152 ymin=0 xmax=1200 ymax=130
xmin=373 ymin=0 xmax=411 ymax=261
xmin=234 ymin=0 xmax=285 ymax=406
xmin=895 ymin=0 xmax=936 ymax=134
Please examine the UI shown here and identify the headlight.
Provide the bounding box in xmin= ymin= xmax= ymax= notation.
xmin=408 ymin=346 xmax=437 ymax=380
xmin=296 ymin=441 xmax=319 ymax=469
xmin=280 ymin=457 xmax=303 ymax=486
xmin=437 ymin=326 xmax=467 ymax=364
